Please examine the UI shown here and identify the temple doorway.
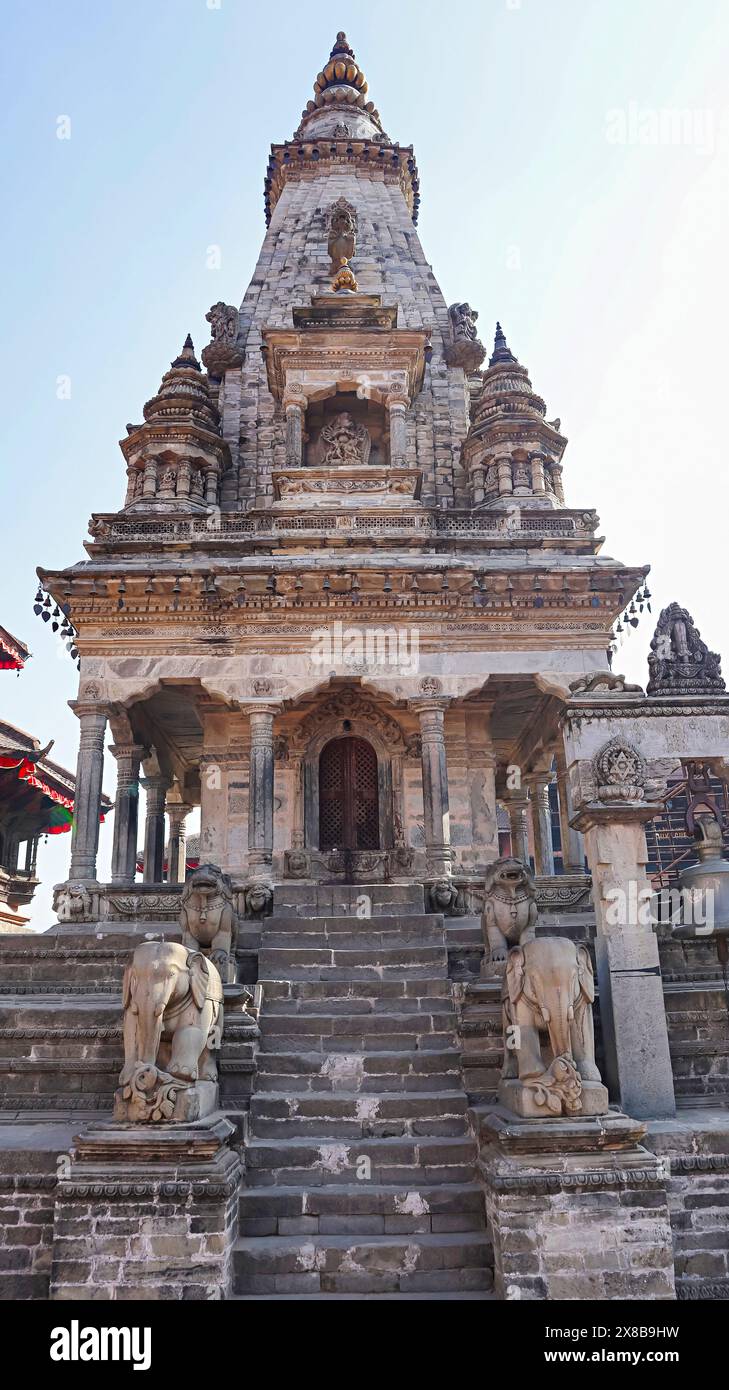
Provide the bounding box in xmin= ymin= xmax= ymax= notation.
xmin=319 ymin=736 xmax=380 ymax=851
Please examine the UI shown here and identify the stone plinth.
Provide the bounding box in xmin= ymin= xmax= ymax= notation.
xmin=50 ymin=1115 xmax=240 ymax=1301
xmin=478 ymin=1107 xmax=676 ymax=1301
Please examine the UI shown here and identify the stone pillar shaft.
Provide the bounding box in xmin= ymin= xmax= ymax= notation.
xmin=496 ymin=456 xmax=513 ymax=496
xmin=416 ymin=702 xmax=452 ymax=876
xmin=578 ymin=811 xmax=675 ymax=1119
xmin=284 ymin=400 xmax=305 ymax=468
xmin=167 ymin=805 xmax=191 ymax=883
xmin=68 ymin=703 xmax=108 ymax=882
xmin=554 ymin=746 xmax=584 ymax=871
xmin=246 ymin=706 xmax=276 ymax=871
xmin=505 ymin=796 xmax=531 ymax=865
xmin=109 ymin=743 xmax=145 ymax=884
xmin=528 ymin=774 xmax=555 ymax=876
xmin=141 ymin=776 xmax=169 ymax=884
xmin=387 ymin=399 xmax=408 ymax=467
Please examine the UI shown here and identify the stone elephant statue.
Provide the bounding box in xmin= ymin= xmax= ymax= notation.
xmin=502 ymin=936 xmax=601 ymax=1087
xmin=120 ymin=940 xmax=223 ymax=1089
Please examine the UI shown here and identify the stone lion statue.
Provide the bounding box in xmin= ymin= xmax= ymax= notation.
xmin=179 ymin=863 xmax=237 ymax=983
xmin=242 ymin=879 xmax=273 ymax=920
xmin=53 ymin=881 xmax=97 ymax=924
xmin=481 ymin=856 xmax=538 ymax=969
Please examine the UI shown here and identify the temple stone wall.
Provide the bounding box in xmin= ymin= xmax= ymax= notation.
xmin=0 ymin=1177 xmax=56 ymax=1300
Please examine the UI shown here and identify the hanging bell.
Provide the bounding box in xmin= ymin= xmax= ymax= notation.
xmin=266 ymin=572 xmax=277 ymax=594
xmin=410 ymin=575 xmax=419 ymax=592
xmin=383 ymin=573 xmax=392 ymax=593
xmin=441 ymin=572 xmax=449 ymax=591
xmin=323 ymin=574 xmax=331 ymax=591
xmin=294 ymin=576 xmax=303 ymax=592
xmin=33 ymin=604 xmax=42 ymax=617
xmin=70 ymin=646 xmax=78 ymax=660
xmin=591 ymin=595 xmax=601 ymax=607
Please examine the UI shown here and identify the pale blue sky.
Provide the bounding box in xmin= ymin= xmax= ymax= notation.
xmin=2 ymin=0 xmax=727 ymax=922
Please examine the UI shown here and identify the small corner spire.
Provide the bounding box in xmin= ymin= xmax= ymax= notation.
xmin=171 ymin=335 xmax=201 ymax=371
xmin=489 ymin=322 xmax=517 ymax=367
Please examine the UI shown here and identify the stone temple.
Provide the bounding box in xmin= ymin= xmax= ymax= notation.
xmin=4 ymin=32 xmax=729 ymax=1302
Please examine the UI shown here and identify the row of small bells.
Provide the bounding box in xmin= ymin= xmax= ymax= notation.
xmin=32 ymin=586 xmax=80 ymax=669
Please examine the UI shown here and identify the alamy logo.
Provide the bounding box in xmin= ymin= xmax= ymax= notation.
xmin=50 ymin=1322 xmax=151 ymax=1371
xmin=310 ymin=621 xmax=419 ymax=675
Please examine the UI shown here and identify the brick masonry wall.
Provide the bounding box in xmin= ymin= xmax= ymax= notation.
xmin=483 ymin=1167 xmax=676 ymax=1301
xmin=0 ymin=1176 xmax=56 ymax=1300
xmin=50 ymin=1181 xmax=239 ymax=1301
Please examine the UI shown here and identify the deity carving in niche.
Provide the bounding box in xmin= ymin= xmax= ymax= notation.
xmin=327 ymin=198 xmax=357 ymax=272
xmin=320 ymin=411 xmax=371 ymax=466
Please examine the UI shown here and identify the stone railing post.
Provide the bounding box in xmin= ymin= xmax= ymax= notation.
xmin=140 ymin=774 xmax=170 ymax=884
xmin=68 ymin=702 xmax=108 ymax=882
xmin=244 ymin=705 xmax=278 ymax=872
xmin=109 ymin=742 xmax=145 ymax=884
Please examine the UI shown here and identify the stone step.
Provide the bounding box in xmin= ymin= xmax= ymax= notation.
xmin=249 ymin=1090 xmax=469 ymax=1139
xmin=245 ymin=1134 xmax=477 ymax=1186
xmin=261 ymin=978 xmax=450 ymax=1005
xmin=273 ymin=883 xmax=426 ymax=917
xmin=258 ymin=947 xmax=447 ymax=979
xmin=261 ymin=929 xmax=443 ymax=952
xmin=238 ymin=1181 xmax=486 ymax=1234
xmin=266 ymin=914 xmax=440 ymax=934
xmin=232 ymin=1232 xmax=493 ymax=1295
xmin=259 ymin=1010 xmax=455 ymax=1036
xmin=254 ymin=1049 xmax=463 ymax=1093
xmin=231 ymin=1291 xmax=495 ymax=1300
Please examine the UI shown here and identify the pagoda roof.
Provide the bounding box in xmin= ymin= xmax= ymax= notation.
xmin=0 ymin=626 xmax=30 ymax=672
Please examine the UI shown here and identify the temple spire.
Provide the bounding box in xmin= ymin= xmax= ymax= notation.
xmin=295 ymin=31 xmax=385 ymax=141
xmin=170 ymin=334 xmax=201 ymax=372
xmin=489 ymin=322 xmax=517 ymax=367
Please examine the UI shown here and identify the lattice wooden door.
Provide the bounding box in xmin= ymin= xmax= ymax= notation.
xmin=319 ymin=737 xmax=379 ymax=850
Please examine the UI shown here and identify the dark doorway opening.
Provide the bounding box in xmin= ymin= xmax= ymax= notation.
xmin=319 ymin=736 xmax=380 ymax=851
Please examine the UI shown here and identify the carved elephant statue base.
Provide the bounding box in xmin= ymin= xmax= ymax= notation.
xmin=499 ymin=1071 xmax=609 ymax=1121
xmin=114 ymin=1068 xmax=218 ymax=1124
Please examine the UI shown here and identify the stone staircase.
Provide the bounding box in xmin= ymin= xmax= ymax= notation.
xmin=234 ymin=886 xmax=494 ymax=1298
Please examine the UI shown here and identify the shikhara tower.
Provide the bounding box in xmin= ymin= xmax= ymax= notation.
xmin=41 ymin=30 xmax=644 ymax=898
xmin=23 ymin=32 xmax=729 ymax=1302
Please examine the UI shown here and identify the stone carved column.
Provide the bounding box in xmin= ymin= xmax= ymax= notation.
xmin=291 ymin=757 xmax=305 ymax=850
xmin=284 ymin=392 xmax=307 ymax=469
xmin=68 ymin=702 xmax=108 ymax=882
xmin=142 ymin=457 xmax=157 ymax=498
xmin=496 ymin=455 xmax=513 ymax=497
xmin=109 ymin=742 xmax=145 ymax=885
xmin=529 ymin=451 xmax=546 ymax=494
xmin=554 ymin=743 xmax=584 ymax=871
xmin=166 ymin=803 xmax=191 ymax=883
xmin=140 ymin=774 xmax=169 ymax=884
xmin=527 ymin=773 xmax=555 ymax=876
xmin=386 ymin=395 xmax=409 ymax=468
xmin=245 ymin=706 xmax=277 ymax=872
xmin=505 ymin=794 xmax=531 ymax=865
xmin=413 ymin=700 xmax=452 ymax=877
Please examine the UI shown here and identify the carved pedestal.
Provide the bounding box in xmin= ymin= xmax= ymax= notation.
xmin=478 ymin=1108 xmax=676 ymax=1301
xmin=50 ymin=1116 xmax=240 ymax=1301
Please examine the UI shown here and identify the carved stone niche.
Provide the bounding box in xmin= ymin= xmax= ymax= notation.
xmin=306 ymin=394 xmax=380 ymax=468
